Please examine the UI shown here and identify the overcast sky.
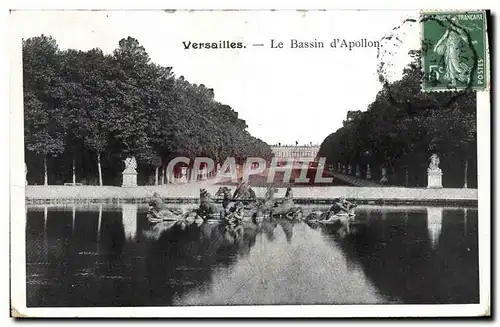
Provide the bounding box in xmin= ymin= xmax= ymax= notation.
xmin=12 ymin=10 xmax=420 ymax=145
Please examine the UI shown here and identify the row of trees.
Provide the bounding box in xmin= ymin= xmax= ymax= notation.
xmin=24 ymin=35 xmax=272 ymax=186
xmin=318 ymin=52 xmax=477 ymax=188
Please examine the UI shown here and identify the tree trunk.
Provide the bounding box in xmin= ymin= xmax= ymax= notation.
xmin=155 ymin=167 xmax=159 ymax=186
xmin=43 ymin=155 xmax=48 ymax=186
xmin=72 ymin=155 xmax=76 ymax=185
xmin=97 ymin=153 xmax=103 ymax=186
xmin=464 ymin=159 xmax=468 ymax=188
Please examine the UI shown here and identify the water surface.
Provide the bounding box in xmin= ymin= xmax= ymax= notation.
xmin=25 ymin=204 xmax=479 ymax=306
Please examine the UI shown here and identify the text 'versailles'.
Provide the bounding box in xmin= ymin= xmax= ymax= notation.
xmin=183 ymin=40 xmax=245 ymax=49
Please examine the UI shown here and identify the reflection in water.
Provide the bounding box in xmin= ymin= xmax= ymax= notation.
xmin=314 ymin=206 xmax=479 ymax=304
xmin=427 ymin=207 xmax=443 ymax=248
xmin=25 ymin=204 xmax=479 ymax=307
xmin=122 ymin=204 xmax=137 ymax=241
xmin=175 ymin=220 xmax=384 ymax=305
xmin=97 ymin=205 xmax=102 ymax=243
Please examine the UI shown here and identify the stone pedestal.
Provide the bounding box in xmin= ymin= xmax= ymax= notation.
xmin=427 ymin=169 xmax=443 ymax=188
xmin=201 ymin=167 xmax=208 ymax=180
xmin=122 ymin=168 xmax=137 ymax=187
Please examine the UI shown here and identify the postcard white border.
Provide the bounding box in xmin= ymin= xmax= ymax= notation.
xmin=8 ymin=7 xmax=491 ymax=318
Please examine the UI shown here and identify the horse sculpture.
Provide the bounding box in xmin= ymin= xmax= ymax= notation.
xmin=250 ymin=186 xmax=279 ymax=219
xmin=215 ymin=186 xmax=233 ymax=211
xmin=270 ymin=187 xmax=303 ymax=220
xmin=197 ymin=188 xmax=222 ymax=219
xmin=233 ymin=180 xmax=256 ymax=200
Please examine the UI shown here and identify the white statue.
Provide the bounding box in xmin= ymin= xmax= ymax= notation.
xmin=428 ymin=153 xmax=441 ymax=172
xmin=122 ymin=156 xmax=138 ymax=187
xmin=380 ymin=167 xmax=388 ymax=184
xmin=180 ymin=167 xmax=188 ymax=183
xmin=427 ymin=153 xmax=443 ymax=188
xmin=124 ymin=156 xmax=137 ymax=171
xmin=366 ymin=164 xmax=372 ymax=180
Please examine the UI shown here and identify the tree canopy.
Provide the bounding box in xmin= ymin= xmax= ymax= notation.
xmin=318 ymin=52 xmax=477 ymax=188
xmin=23 ymin=35 xmax=272 ymax=185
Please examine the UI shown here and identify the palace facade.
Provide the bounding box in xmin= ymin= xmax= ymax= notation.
xmin=270 ymin=142 xmax=320 ymax=161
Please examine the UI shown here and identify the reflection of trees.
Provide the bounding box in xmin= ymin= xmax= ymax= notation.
xmin=29 ymin=209 xmax=132 ymax=307
xmin=435 ymin=209 xmax=479 ymax=303
xmin=318 ymin=54 xmax=477 ymax=188
xmin=144 ymin=220 xmax=261 ymax=306
xmin=26 ymin=210 xmax=48 ymax=307
xmin=314 ymin=209 xmax=479 ymax=304
xmin=26 ymin=205 xmax=304 ymax=307
xmin=98 ymin=212 xmax=126 ymax=260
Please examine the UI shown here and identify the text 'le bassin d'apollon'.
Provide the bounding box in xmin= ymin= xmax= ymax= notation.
xmin=182 ymin=38 xmax=381 ymax=51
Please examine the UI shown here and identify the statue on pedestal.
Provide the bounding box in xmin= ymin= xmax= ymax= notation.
xmin=366 ymin=164 xmax=372 ymax=180
xmin=355 ymin=164 xmax=361 ymax=177
xmin=337 ymin=163 xmax=341 ymax=172
xmin=348 ymin=165 xmax=353 ymax=175
xmin=380 ymin=167 xmax=388 ymax=184
xmin=342 ymin=164 xmax=347 ymax=174
xmin=427 ymin=153 xmax=443 ymax=188
xmin=122 ymin=156 xmax=138 ymax=187
xmin=179 ymin=167 xmax=188 ymax=183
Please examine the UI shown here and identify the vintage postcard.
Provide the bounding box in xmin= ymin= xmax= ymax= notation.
xmin=9 ymin=9 xmax=491 ymax=318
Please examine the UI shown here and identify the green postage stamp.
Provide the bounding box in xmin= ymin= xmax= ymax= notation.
xmin=421 ymin=10 xmax=488 ymax=91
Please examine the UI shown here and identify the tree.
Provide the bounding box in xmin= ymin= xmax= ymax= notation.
xmin=23 ymin=35 xmax=273 ymax=186
xmin=318 ymin=52 xmax=477 ymax=187
xmin=23 ymin=35 xmax=66 ymax=185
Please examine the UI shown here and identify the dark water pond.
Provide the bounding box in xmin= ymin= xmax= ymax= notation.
xmin=25 ymin=204 xmax=479 ymax=306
